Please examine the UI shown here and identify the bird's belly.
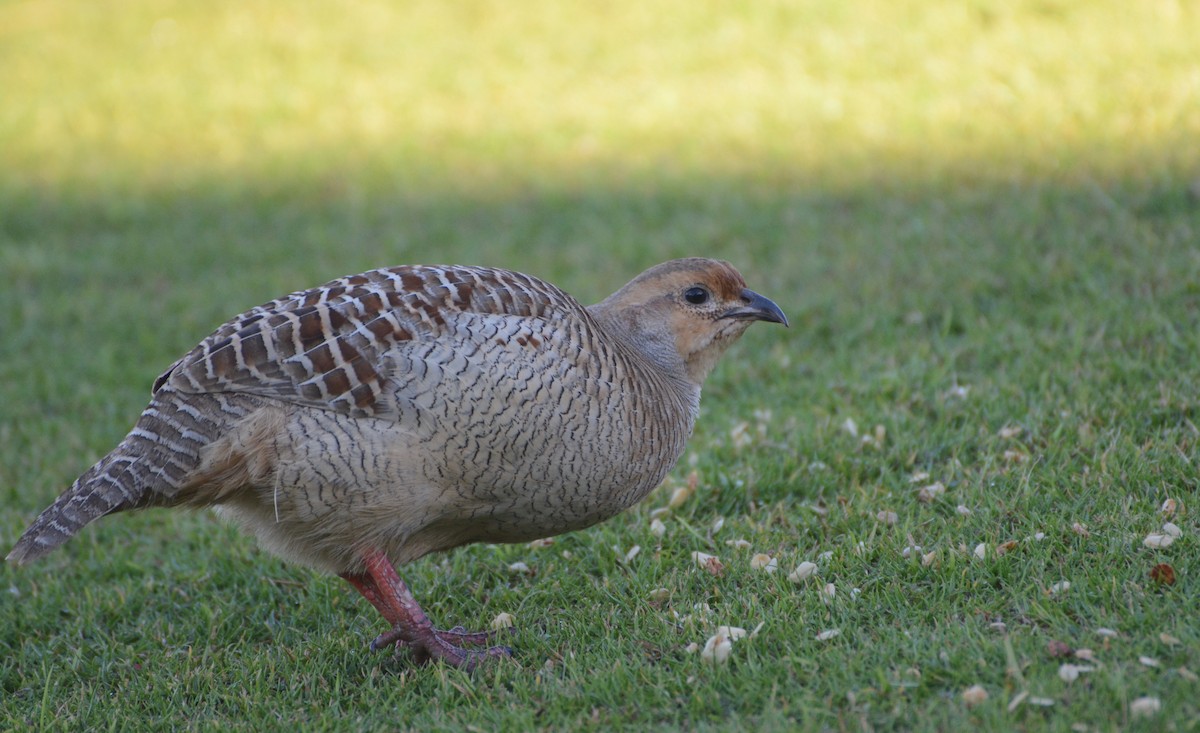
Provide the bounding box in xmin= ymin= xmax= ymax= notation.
xmin=219 ymin=373 xmax=691 ymax=571
xmin=433 ymin=425 xmax=680 ymax=542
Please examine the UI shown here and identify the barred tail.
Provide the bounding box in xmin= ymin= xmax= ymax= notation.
xmin=6 ymin=389 xmax=256 ymax=565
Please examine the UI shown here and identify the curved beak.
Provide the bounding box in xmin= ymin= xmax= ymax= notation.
xmin=722 ymin=288 xmax=789 ymax=327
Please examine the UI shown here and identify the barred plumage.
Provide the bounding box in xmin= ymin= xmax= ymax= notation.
xmin=8 ymin=258 xmax=786 ymax=668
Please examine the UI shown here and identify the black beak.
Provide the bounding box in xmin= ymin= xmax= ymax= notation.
xmin=722 ymin=288 xmax=788 ymax=327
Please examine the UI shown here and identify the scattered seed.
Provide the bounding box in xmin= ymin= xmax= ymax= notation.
xmin=996 ymin=540 xmax=1019 ymax=557
xmin=1049 ymin=581 xmax=1071 ymax=595
xmin=669 ymin=472 xmax=698 ymax=509
xmin=1160 ymin=498 xmax=1178 ymax=517
xmin=876 ymin=510 xmax=898 ymax=525
xmin=1059 ymin=664 xmax=1081 ymax=683
xmin=724 ymin=539 xmax=751 ymax=549
xmin=1130 ymin=697 xmax=1162 ymax=717
xmin=956 ymin=504 xmax=972 ymax=516
xmin=818 ymin=551 xmax=834 ymax=562
xmin=1150 ymin=563 xmax=1176 ymax=586
xmin=901 ymin=544 xmax=922 ymax=558
xmin=623 ymin=545 xmax=641 ymax=563
xmin=648 ymin=588 xmax=670 ymax=603
xmin=816 ymin=629 xmax=840 ymax=641
xmin=820 ymin=583 xmax=836 ymax=605
xmin=989 ymin=621 xmax=1007 ymax=632
xmin=692 ymin=552 xmax=726 ymax=577
xmin=1007 ymin=690 xmax=1028 ymax=712
xmin=684 ymin=642 xmax=700 ymax=654
xmin=921 ymin=550 xmax=937 ymax=567
xmin=711 ymin=516 xmax=725 ymax=534
xmin=909 ymin=471 xmax=930 ymax=483
xmin=508 ymin=561 xmax=532 ymax=574
xmin=730 ymin=422 xmax=752 ymax=450
xmin=650 ymin=518 xmax=667 ymax=539
xmin=842 ymin=418 xmax=859 ymax=437
xmin=1072 ymin=522 xmax=1090 ymax=537
xmin=716 ymin=625 xmax=748 ymax=641
xmin=962 ymin=685 xmax=989 ymax=706
xmin=1178 ymin=667 xmax=1199 ymax=682
xmin=1159 ymin=632 xmax=1181 ymax=646
xmin=1003 ymin=450 xmax=1027 ymax=463
xmin=1096 ymin=628 xmax=1118 ymax=638
xmin=701 ymin=633 xmax=733 ymax=665
xmin=1047 ymin=640 xmax=1074 ymax=657
xmin=750 ymin=622 xmax=765 ymax=638
xmin=491 ymin=612 xmax=515 ymax=630
xmin=1162 ymin=522 xmax=1182 ymax=538
xmin=917 ymin=482 xmax=945 ymax=503
xmin=527 ymin=538 xmax=555 ymax=549
xmin=1074 ymin=648 xmax=1096 ymax=662
xmin=668 ymin=487 xmax=692 ymax=509
xmin=1033 ymin=532 xmax=1046 ymax=541
xmin=1028 ymin=697 xmax=1055 ymax=707
xmin=649 ymin=507 xmax=670 ymax=520
xmin=1143 ymin=534 xmax=1175 ymax=549
xmin=749 ymin=554 xmax=777 ymax=573
xmin=998 ymin=425 xmax=1023 ymax=439
xmin=973 ymin=543 xmax=987 ymax=560
xmin=788 ymin=561 xmax=818 ymax=583
xmin=1139 ymin=656 xmax=1160 ymax=668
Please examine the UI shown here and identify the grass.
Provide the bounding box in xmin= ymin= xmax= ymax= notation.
xmin=2 ymin=0 xmax=1198 ymax=729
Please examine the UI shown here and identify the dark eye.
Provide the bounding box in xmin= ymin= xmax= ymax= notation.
xmin=684 ymin=286 xmax=710 ymax=305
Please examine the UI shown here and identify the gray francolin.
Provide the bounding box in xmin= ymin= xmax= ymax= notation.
xmin=8 ymin=258 xmax=786 ymax=668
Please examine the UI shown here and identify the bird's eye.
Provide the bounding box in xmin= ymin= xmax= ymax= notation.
xmin=684 ymin=286 xmax=710 ymax=305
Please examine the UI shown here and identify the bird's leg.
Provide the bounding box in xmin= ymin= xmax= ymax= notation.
xmin=341 ymin=571 xmax=496 ymax=648
xmin=340 ymin=549 xmax=512 ymax=669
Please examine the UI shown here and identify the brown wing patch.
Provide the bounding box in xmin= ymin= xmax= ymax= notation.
xmin=157 ymin=265 xmax=582 ymax=419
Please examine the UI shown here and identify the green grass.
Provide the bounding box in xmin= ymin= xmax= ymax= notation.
xmin=2 ymin=0 xmax=1199 ymax=730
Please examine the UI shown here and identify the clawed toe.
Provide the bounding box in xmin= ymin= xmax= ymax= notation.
xmin=441 ymin=625 xmax=504 ymax=647
xmin=369 ymin=625 xmax=513 ymax=669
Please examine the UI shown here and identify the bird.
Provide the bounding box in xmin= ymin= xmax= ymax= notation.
xmin=7 ymin=257 xmax=787 ymax=668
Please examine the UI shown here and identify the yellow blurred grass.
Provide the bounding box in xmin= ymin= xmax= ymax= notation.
xmin=1 ymin=0 xmax=1197 ymax=192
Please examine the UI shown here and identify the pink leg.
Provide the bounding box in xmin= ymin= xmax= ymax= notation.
xmin=340 ymin=549 xmax=512 ymax=669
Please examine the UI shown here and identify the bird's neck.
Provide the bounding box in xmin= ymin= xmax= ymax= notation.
xmin=585 ymin=304 xmax=701 ymax=427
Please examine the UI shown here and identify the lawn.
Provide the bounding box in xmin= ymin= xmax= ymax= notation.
xmin=1 ymin=0 xmax=1198 ymax=730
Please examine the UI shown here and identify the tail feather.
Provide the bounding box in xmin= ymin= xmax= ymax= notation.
xmin=7 ymin=389 xmax=258 ymax=565
xmin=7 ymin=456 xmax=127 ymax=565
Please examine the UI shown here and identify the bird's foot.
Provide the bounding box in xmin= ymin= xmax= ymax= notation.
xmin=371 ymin=625 xmax=513 ymax=669
xmin=344 ymin=551 xmax=514 ymax=670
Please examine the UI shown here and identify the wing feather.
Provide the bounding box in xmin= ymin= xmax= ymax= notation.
xmin=155 ymin=265 xmax=576 ymax=418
